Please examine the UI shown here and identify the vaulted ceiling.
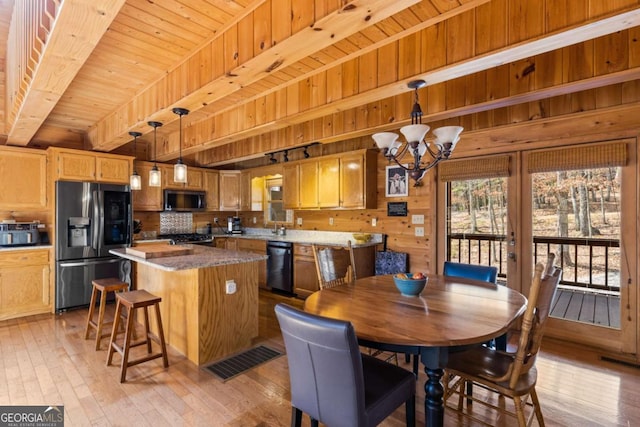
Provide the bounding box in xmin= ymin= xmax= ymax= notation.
xmin=2 ymin=0 xmax=640 ymax=167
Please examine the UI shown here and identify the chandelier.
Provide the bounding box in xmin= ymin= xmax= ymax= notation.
xmin=372 ymin=79 xmax=463 ymax=186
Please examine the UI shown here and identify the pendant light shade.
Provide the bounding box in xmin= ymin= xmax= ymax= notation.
xmin=129 ymin=131 xmax=142 ymax=191
xmin=148 ymin=121 xmax=163 ymax=187
xmin=172 ymin=107 xmax=189 ymax=184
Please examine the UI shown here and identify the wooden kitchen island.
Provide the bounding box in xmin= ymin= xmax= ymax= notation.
xmin=110 ymin=244 xmax=267 ymax=366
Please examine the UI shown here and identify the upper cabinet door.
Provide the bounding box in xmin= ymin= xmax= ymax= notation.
xmin=0 ymin=147 xmax=48 ymax=210
xmin=55 ymin=150 xmax=96 ymax=181
xmin=340 ymin=153 xmax=365 ymax=209
xmin=204 ymin=170 xmax=220 ymax=211
xmin=283 ymin=164 xmax=299 ymax=209
xmin=96 ymin=155 xmax=131 ymax=184
xmin=163 ymin=164 xmax=204 ymax=189
xmin=299 ymin=161 xmax=319 ymax=208
xmin=132 ymin=161 xmax=162 ymax=211
xmin=317 ymin=157 xmax=340 ymax=208
xmin=219 ymin=170 xmax=241 ymax=211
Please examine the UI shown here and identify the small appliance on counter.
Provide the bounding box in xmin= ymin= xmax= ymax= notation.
xmin=0 ymin=220 xmax=41 ymax=246
xmin=227 ymin=216 xmax=243 ymax=234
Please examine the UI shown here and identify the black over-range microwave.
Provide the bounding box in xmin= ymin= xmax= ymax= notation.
xmin=163 ymin=190 xmax=206 ymax=211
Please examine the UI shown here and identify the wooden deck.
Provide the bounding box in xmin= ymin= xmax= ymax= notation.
xmin=550 ymin=287 xmax=621 ymax=328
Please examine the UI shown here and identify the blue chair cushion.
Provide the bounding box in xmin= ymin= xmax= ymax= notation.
xmin=443 ymin=261 xmax=498 ymax=284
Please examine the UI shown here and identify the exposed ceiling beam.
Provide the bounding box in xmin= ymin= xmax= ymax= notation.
xmin=195 ymin=67 xmax=640 ymax=166
xmin=86 ymin=0 xmax=422 ymax=152
xmin=179 ymin=7 xmax=640 ymax=162
xmin=6 ymin=0 xmax=126 ymax=146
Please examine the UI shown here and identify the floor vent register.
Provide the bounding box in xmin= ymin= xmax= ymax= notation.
xmin=204 ymin=345 xmax=282 ymax=381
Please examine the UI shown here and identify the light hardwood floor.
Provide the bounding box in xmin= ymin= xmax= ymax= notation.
xmin=1 ymin=289 xmax=639 ymax=426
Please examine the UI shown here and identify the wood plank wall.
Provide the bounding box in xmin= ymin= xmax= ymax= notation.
xmin=180 ymin=0 xmax=640 ymax=165
xmin=135 ymin=100 xmax=640 ymax=277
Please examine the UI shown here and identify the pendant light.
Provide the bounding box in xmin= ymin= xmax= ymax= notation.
xmin=148 ymin=121 xmax=163 ymax=187
xmin=172 ymin=107 xmax=189 ymax=184
xmin=129 ymin=131 xmax=142 ymax=190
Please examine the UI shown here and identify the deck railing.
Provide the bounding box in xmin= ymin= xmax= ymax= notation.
xmin=447 ymin=233 xmax=620 ymax=292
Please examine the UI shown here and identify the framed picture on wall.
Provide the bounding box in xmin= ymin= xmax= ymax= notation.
xmin=385 ymin=165 xmax=409 ymax=197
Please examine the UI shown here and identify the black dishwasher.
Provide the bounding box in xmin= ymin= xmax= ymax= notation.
xmin=267 ymin=240 xmax=294 ymax=294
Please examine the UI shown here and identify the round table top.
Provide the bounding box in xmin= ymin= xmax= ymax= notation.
xmin=304 ymin=274 xmax=527 ymax=348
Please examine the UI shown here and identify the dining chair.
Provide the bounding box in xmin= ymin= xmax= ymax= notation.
xmin=274 ymin=303 xmax=416 ymax=427
xmin=312 ymin=241 xmax=356 ymax=289
xmin=443 ymin=261 xmax=498 ymax=284
xmin=443 ymin=261 xmax=503 ymax=349
xmin=443 ymin=263 xmax=562 ymax=426
xmin=313 ymin=242 xmax=399 ymax=365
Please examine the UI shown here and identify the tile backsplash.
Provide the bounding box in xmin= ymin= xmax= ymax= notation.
xmin=160 ymin=212 xmax=193 ymax=234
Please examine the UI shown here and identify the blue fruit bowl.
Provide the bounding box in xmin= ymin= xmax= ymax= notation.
xmin=393 ymin=273 xmax=427 ymax=296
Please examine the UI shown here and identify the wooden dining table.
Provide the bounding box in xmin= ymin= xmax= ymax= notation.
xmin=303 ymin=273 xmax=527 ymax=427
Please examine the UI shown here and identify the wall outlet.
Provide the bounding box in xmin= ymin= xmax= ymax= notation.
xmin=415 ymin=227 xmax=425 ymax=237
xmin=225 ymin=279 xmax=236 ymax=294
xmin=297 ymin=217 xmax=303 ymax=225
xmin=252 ymin=216 xmax=257 ymax=224
xmin=371 ymin=218 xmax=377 ymax=227
xmin=329 ymin=217 xmax=334 ymax=225
xmin=412 ymin=214 xmax=424 ymax=225
xmin=214 ymin=217 xmax=219 ymax=224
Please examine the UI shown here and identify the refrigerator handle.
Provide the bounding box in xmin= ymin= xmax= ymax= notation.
xmin=91 ymin=190 xmax=101 ymax=250
xmin=126 ymin=200 xmax=132 ymax=245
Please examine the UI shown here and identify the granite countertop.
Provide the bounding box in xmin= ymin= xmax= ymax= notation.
xmin=223 ymin=233 xmax=379 ymax=247
xmin=110 ymin=245 xmax=268 ymax=272
xmin=133 ymin=230 xmax=383 ymax=248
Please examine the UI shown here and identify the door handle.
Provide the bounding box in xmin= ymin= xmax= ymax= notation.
xmin=508 ymin=252 xmax=516 ymax=261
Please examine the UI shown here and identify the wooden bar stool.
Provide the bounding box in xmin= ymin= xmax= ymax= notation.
xmin=84 ymin=278 xmax=129 ymax=350
xmin=106 ymin=289 xmax=169 ymax=383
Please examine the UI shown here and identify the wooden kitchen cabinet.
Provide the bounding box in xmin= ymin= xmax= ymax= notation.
xmin=283 ymin=160 xmax=318 ymax=209
xmin=224 ymin=238 xmax=238 ymax=250
xmin=340 ymin=150 xmax=377 ymax=209
xmin=49 ymin=147 xmax=132 ymax=184
xmin=237 ymin=238 xmax=267 ymax=288
xmin=283 ymin=164 xmax=299 ymax=209
xmin=51 ymin=149 xmax=95 ymax=181
xmin=214 ymin=237 xmax=228 ymax=249
xmin=293 ymin=243 xmax=375 ymax=298
xmin=132 ymin=161 xmax=163 ymax=211
xmin=163 ymin=164 xmax=204 ymax=190
xmin=318 ymin=157 xmax=340 ymax=208
xmin=282 ymin=149 xmax=376 ymax=210
xmin=293 ymin=243 xmax=319 ymax=298
xmin=219 ymin=170 xmax=241 ymax=211
xmin=0 ymin=146 xmax=48 ymax=210
xmin=240 ymin=171 xmax=252 ymax=211
xmin=203 ymin=169 xmax=220 ymax=211
xmin=0 ymin=249 xmax=52 ymax=321
xmin=96 ymin=154 xmax=132 ymax=183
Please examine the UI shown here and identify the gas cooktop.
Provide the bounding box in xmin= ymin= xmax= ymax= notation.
xmin=158 ymin=233 xmax=213 ymax=244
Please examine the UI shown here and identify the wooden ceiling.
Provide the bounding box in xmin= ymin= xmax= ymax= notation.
xmin=2 ymin=0 xmax=640 ymax=167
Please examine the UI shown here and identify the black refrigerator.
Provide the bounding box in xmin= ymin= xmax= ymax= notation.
xmin=55 ymin=181 xmax=132 ymax=312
